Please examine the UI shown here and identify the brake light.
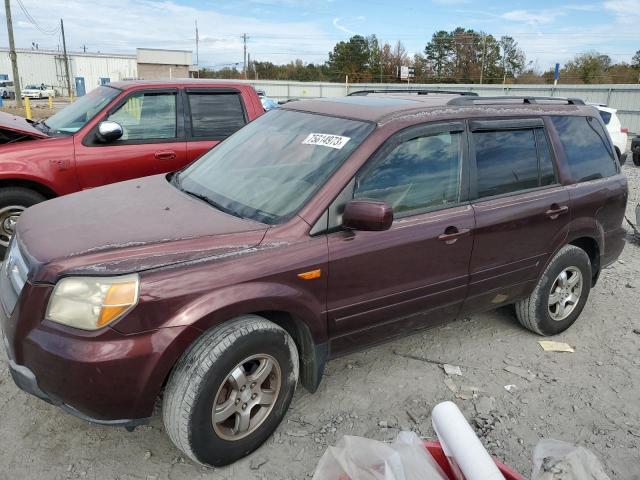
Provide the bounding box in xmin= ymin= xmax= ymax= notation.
xmin=621 ymin=127 xmax=629 ymax=134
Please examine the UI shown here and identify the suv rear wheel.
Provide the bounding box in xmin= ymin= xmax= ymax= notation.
xmin=0 ymin=187 xmax=46 ymax=256
xmin=163 ymin=315 xmax=299 ymax=467
xmin=515 ymin=245 xmax=592 ymax=335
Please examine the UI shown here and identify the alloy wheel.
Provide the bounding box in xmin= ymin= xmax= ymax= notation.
xmin=212 ymin=354 xmax=282 ymax=441
xmin=548 ymin=266 xmax=583 ymax=321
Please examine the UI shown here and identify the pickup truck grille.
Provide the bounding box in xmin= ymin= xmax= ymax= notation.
xmin=0 ymin=238 xmax=28 ymax=315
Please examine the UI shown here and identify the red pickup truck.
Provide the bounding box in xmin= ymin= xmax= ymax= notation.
xmin=0 ymin=80 xmax=264 ymax=252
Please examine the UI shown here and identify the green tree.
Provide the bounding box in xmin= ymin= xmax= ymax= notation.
xmin=425 ymin=30 xmax=453 ymax=78
xmin=500 ymin=36 xmax=526 ymax=82
xmin=564 ymin=51 xmax=612 ymax=84
xmin=327 ymin=35 xmax=371 ymax=81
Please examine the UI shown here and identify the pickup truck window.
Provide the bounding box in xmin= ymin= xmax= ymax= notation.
xmin=188 ymin=93 xmax=246 ymax=138
xmin=45 ymin=85 xmax=120 ymax=135
xmin=108 ymin=91 xmax=177 ymax=141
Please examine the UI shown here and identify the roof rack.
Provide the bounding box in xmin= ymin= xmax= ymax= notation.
xmin=446 ymin=96 xmax=585 ymax=106
xmin=348 ymin=89 xmax=478 ymax=97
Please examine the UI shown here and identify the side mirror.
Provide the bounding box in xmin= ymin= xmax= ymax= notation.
xmin=97 ymin=121 xmax=123 ymax=143
xmin=342 ymin=199 xmax=393 ymax=232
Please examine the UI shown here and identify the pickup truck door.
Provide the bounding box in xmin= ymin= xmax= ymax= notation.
xmin=74 ymin=88 xmax=187 ymax=189
xmin=183 ymin=88 xmax=250 ymax=162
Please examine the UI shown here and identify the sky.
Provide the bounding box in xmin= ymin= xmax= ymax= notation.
xmin=1 ymin=0 xmax=639 ymax=71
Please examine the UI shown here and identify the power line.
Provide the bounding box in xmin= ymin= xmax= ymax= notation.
xmin=15 ymin=0 xmax=59 ymax=35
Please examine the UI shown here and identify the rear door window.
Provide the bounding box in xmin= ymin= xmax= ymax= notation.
xmin=472 ymin=127 xmax=556 ymax=199
xmin=550 ymin=115 xmax=617 ymax=182
xmin=187 ymin=92 xmax=246 ymax=139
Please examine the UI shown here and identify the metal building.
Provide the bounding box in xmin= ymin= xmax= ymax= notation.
xmin=0 ymin=48 xmax=137 ymax=96
xmin=0 ymin=47 xmax=195 ymax=96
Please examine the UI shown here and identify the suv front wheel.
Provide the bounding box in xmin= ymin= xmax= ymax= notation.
xmin=163 ymin=315 xmax=299 ymax=467
xmin=515 ymin=245 xmax=592 ymax=335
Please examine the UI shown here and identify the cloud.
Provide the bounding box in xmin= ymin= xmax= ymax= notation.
xmin=431 ymin=0 xmax=469 ymax=4
xmin=500 ymin=9 xmax=565 ymax=25
xmin=0 ymin=0 xmax=334 ymax=67
xmin=332 ymin=17 xmax=356 ymax=35
xmin=604 ymin=0 xmax=640 ymax=23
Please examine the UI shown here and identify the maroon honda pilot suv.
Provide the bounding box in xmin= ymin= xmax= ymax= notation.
xmin=0 ymin=92 xmax=628 ymax=467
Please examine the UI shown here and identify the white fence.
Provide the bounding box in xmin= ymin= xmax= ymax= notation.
xmin=238 ymin=80 xmax=640 ymax=133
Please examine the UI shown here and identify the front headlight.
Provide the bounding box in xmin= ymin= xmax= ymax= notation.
xmin=45 ymin=274 xmax=139 ymax=330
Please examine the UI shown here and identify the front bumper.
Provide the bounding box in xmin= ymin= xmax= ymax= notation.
xmin=6 ymin=357 xmax=149 ymax=427
xmin=1 ymin=282 xmax=198 ymax=426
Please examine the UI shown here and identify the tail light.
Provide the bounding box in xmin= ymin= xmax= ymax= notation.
xmin=621 ymin=127 xmax=629 ymax=134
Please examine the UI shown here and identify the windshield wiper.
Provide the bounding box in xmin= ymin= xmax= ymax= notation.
xmin=182 ymin=188 xmax=244 ymax=219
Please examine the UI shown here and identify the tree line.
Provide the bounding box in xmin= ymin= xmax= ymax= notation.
xmin=199 ymin=27 xmax=640 ymax=85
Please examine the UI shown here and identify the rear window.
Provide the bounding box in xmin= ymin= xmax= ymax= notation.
xmin=550 ymin=116 xmax=617 ymax=183
xmin=473 ymin=127 xmax=556 ymax=198
xmin=188 ymin=93 xmax=246 ymax=138
xmin=598 ymin=110 xmax=612 ymax=124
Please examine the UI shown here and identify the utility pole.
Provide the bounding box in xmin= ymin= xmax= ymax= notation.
xmin=242 ymin=33 xmax=248 ymax=79
xmin=195 ymin=20 xmax=199 ymax=67
xmin=4 ymin=0 xmax=22 ymax=107
xmin=479 ymin=34 xmax=487 ymax=84
xmin=60 ymin=19 xmax=72 ymax=98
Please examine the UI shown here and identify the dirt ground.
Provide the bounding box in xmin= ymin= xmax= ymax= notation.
xmin=0 ymin=98 xmax=69 ymax=120
xmin=1 ymin=165 xmax=639 ymax=480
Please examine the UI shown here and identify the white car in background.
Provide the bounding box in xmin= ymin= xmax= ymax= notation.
xmin=0 ymin=80 xmax=14 ymax=99
xmin=593 ymin=105 xmax=628 ymax=161
xmin=21 ymin=84 xmax=55 ymax=99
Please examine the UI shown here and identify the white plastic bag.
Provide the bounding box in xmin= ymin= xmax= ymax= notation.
xmin=312 ymin=431 xmax=447 ymax=480
xmin=531 ymin=439 xmax=611 ymax=480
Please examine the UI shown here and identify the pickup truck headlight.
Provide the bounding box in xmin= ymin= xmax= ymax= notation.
xmin=45 ymin=274 xmax=139 ymax=330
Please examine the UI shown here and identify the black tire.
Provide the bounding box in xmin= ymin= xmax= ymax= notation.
xmin=616 ymin=147 xmax=625 ymax=165
xmin=0 ymin=187 xmax=46 ymax=257
xmin=515 ymin=245 xmax=592 ymax=336
xmin=634 ymin=151 xmax=640 ymax=167
xmin=163 ymin=315 xmax=299 ymax=467
xmin=1 ymin=91 xmax=7 ymax=99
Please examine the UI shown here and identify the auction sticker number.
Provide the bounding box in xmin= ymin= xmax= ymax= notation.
xmin=302 ymin=133 xmax=351 ymax=150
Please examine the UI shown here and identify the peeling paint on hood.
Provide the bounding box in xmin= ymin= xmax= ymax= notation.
xmin=17 ymin=174 xmax=269 ymax=283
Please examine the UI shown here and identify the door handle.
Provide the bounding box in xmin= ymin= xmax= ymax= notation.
xmin=154 ymin=150 xmax=177 ymax=160
xmin=438 ymin=227 xmax=471 ymax=245
xmin=545 ymin=205 xmax=569 ymax=220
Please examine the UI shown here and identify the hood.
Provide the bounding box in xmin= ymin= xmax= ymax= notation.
xmin=0 ymin=111 xmax=48 ymax=141
xmin=17 ymin=175 xmax=269 ymax=282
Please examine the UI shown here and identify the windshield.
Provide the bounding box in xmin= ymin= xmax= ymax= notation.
xmin=25 ymin=85 xmax=38 ymax=89
xmin=45 ymin=85 xmax=120 ymax=135
xmin=178 ymin=109 xmax=374 ymax=224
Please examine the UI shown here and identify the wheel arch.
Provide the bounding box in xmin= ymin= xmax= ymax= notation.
xmin=153 ymin=283 xmax=330 ymax=399
xmin=568 ymin=236 xmax=601 ymax=286
xmin=0 ymin=177 xmax=58 ymax=199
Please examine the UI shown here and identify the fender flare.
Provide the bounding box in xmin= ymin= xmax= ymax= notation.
xmin=166 ymin=281 xmax=329 ymax=393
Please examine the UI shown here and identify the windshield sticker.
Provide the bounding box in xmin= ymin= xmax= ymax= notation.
xmin=302 ymin=133 xmax=351 ymax=149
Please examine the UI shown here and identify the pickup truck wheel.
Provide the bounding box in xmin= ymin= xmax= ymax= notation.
xmin=515 ymin=245 xmax=591 ymax=336
xmin=163 ymin=315 xmax=299 ymax=467
xmin=633 ymin=151 xmax=640 ymax=166
xmin=0 ymin=188 xmax=46 ymax=255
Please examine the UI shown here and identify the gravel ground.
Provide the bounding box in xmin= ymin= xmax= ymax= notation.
xmin=1 ymin=165 xmax=639 ymax=480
